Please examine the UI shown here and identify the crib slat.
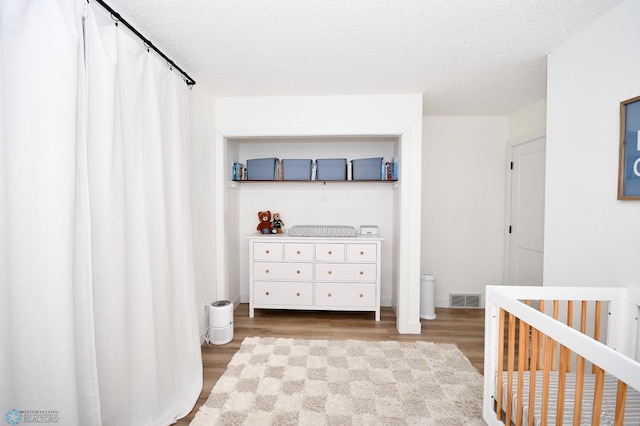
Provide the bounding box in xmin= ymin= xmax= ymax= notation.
xmin=537 ymin=300 xmax=545 ymax=370
xmin=571 ymin=300 xmax=588 ymax=425
xmin=580 ymin=300 xmax=587 ymax=334
xmin=496 ymin=308 xmax=505 ymax=421
xmin=525 ymin=299 xmax=532 ymax=369
xmin=573 ymin=354 xmax=586 ymax=426
xmin=592 ymin=301 xmax=601 ymax=374
xmin=517 ymin=317 xmax=527 ymax=426
xmin=567 ymin=300 xmax=573 ymax=328
xmin=592 ymin=366 xmax=605 ymax=426
xmin=566 ymin=301 xmax=573 ymax=371
xmin=594 ymin=301 xmax=601 ymax=341
xmin=615 ymin=380 xmax=627 ymax=426
xmin=542 ymin=335 xmax=553 ymax=425
xmin=556 ymin=344 xmax=569 ymax=426
xmin=552 ymin=300 xmax=559 ymax=371
xmin=506 ymin=312 xmax=516 ymax=426
xmin=528 ymin=326 xmax=539 ymax=426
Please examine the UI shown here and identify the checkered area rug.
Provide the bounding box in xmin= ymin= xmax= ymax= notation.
xmin=190 ymin=337 xmax=484 ymax=425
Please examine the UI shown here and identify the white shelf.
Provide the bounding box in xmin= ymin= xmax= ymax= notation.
xmin=227 ymin=180 xmax=399 ymax=191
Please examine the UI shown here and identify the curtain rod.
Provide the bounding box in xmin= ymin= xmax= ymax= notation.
xmin=92 ymin=0 xmax=196 ymax=86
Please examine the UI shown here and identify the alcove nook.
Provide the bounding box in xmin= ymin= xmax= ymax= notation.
xmin=213 ymin=94 xmax=423 ymax=333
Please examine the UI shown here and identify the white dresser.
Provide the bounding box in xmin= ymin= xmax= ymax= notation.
xmin=248 ymin=234 xmax=383 ymax=320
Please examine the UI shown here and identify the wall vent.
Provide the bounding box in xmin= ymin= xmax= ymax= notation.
xmin=449 ymin=293 xmax=481 ymax=308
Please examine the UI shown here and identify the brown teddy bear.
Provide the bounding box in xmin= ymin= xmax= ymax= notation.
xmin=257 ymin=211 xmax=272 ymax=234
xmin=271 ymin=212 xmax=284 ymax=234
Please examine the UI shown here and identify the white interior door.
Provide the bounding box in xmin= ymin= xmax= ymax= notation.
xmin=507 ymin=136 xmax=546 ymax=286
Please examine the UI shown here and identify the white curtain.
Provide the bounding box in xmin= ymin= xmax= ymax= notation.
xmin=0 ymin=1 xmax=202 ymax=425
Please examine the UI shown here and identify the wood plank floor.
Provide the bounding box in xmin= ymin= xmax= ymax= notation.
xmin=176 ymin=304 xmax=485 ymax=425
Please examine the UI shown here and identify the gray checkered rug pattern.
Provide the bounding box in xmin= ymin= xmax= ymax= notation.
xmin=190 ymin=337 xmax=484 ymax=425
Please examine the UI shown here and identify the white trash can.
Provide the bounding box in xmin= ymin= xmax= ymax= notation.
xmin=209 ymin=300 xmax=234 ymax=345
xmin=420 ymin=273 xmax=436 ymax=320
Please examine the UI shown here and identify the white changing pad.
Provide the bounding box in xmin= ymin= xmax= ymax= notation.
xmin=287 ymin=225 xmax=358 ymax=237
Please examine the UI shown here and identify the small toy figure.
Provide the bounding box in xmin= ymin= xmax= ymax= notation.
xmin=257 ymin=211 xmax=272 ymax=234
xmin=271 ymin=212 xmax=285 ymax=234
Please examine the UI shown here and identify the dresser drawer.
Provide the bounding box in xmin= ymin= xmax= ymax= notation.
xmin=315 ymin=283 xmax=376 ymax=307
xmin=315 ymin=263 xmax=377 ymax=281
xmin=346 ymin=243 xmax=377 ymax=262
xmin=284 ymin=243 xmax=314 ymax=261
xmin=253 ymin=281 xmax=313 ymax=305
xmin=253 ymin=242 xmax=283 ymax=260
xmin=315 ymin=243 xmax=345 ymax=261
xmin=253 ymin=262 xmax=313 ymax=281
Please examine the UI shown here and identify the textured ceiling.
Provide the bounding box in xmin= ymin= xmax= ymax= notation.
xmin=102 ymin=0 xmax=623 ymax=115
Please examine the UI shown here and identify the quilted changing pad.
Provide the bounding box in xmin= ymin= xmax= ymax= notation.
xmin=287 ymin=225 xmax=358 ymax=237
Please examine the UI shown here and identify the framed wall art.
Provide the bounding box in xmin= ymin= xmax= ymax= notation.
xmin=618 ymin=95 xmax=640 ymax=200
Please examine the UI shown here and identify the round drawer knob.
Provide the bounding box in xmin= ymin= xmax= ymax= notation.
xmin=265 ymin=292 xmax=270 ymax=296
xmin=359 ymin=293 xmax=364 ymax=298
xmin=297 ymin=250 xmax=301 ymax=254
xmin=296 ymin=270 xmax=301 ymax=274
xmin=265 ymin=269 xmax=270 ymax=273
xmin=296 ymin=292 xmax=300 ymax=296
xmin=328 ymin=251 xmax=332 ymax=255
xmin=328 ymin=271 xmax=332 ymax=275
xmin=360 ymin=271 xmax=364 ymax=275
xmin=266 ymin=250 xmax=269 ymax=254
xmin=360 ymin=251 xmax=364 ymax=255
xmin=328 ymin=293 xmax=332 ymax=297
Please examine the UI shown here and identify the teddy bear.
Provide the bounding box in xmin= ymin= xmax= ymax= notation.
xmin=271 ymin=212 xmax=285 ymax=234
xmin=257 ymin=211 xmax=272 ymax=234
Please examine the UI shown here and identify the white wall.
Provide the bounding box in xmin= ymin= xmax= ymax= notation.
xmin=190 ymin=86 xmax=217 ymax=340
xmin=508 ymin=98 xmax=546 ymax=141
xmin=421 ymin=116 xmax=508 ymax=307
xmin=214 ymin=94 xmax=424 ymax=333
xmin=545 ymin=0 xmax=640 ymax=290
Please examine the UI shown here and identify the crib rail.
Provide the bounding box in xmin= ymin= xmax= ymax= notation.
xmin=483 ymin=286 xmax=640 ymax=426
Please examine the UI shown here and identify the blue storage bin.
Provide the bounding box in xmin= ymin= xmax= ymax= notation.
xmin=282 ymin=159 xmax=312 ymax=180
xmin=316 ymin=158 xmax=347 ymax=180
xmin=351 ymin=157 xmax=383 ymax=180
xmin=247 ymin=157 xmax=278 ymax=180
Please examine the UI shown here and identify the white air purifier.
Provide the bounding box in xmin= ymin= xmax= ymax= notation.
xmin=209 ymin=300 xmax=234 ymax=345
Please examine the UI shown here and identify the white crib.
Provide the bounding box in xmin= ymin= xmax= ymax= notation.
xmin=483 ymin=286 xmax=640 ymax=425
